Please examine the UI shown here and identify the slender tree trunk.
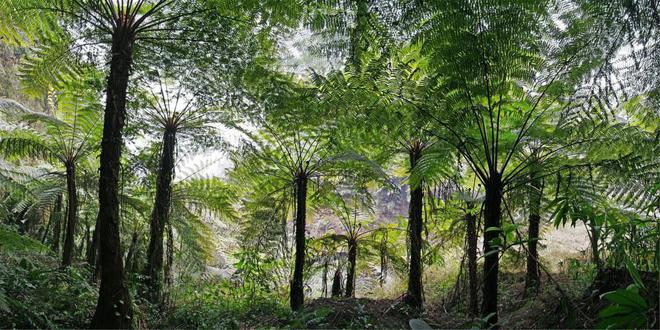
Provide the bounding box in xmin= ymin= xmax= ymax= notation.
xmin=41 ymin=214 xmax=52 ymax=244
xmin=145 ymin=127 xmax=177 ymax=305
xmin=345 ymin=239 xmax=357 ymax=297
xmin=331 ymin=267 xmax=343 ymax=297
xmin=164 ymin=222 xmax=174 ymax=306
xmin=406 ymin=144 xmax=424 ymax=308
xmin=589 ymin=219 xmax=601 ymax=271
xmin=465 ymin=205 xmax=478 ymax=317
xmin=586 ymin=165 xmax=602 ymax=273
xmin=87 ymin=215 xmax=100 ymax=266
xmin=124 ymin=230 xmax=139 ymax=274
xmin=290 ymin=174 xmax=307 ymax=311
xmin=90 ymin=215 xmax=101 ymax=283
xmin=482 ymin=173 xmax=503 ymax=327
xmin=379 ymin=231 xmax=388 ymax=287
xmin=83 ymin=223 xmax=91 ymax=260
xmin=50 ymin=195 xmax=63 ymax=252
xmin=62 ymin=163 xmax=78 ymax=267
xmin=91 ymin=27 xmax=134 ymax=329
xmin=322 ymin=259 xmax=329 ymax=298
xmin=525 ymin=170 xmax=542 ymax=293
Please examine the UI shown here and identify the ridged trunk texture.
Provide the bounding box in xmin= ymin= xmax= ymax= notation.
xmin=91 ymin=27 xmax=134 ymax=329
xmin=164 ymin=223 xmax=174 ymax=305
xmin=345 ymin=239 xmax=357 ymax=297
xmin=51 ymin=195 xmax=63 ymax=253
xmin=465 ymin=207 xmax=478 ymax=317
xmin=290 ymin=174 xmax=307 ymax=311
xmin=62 ymin=163 xmax=78 ymax=267
xmin=331 ymin=268 xmax=343 ymax=297
xmin=406 ymin=145 xmax=424 ymax=308
xmin=482 ymin=173 xmax=503 ymax=327
xmin=525 ymin=170 xmax=542 ymax=292
xmin=145 ymin=127 xmax=176 ymax=305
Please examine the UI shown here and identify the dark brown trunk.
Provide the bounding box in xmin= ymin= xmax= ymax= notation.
xmin=145 ymin=127 xmax=176 ymax=305
xmin=482 ymin=173 xmax=502 ymax=327
xmin=124 ymin=230 xmax=139 ymax=274
xmin=379 ymin=230 xmax=388 ymax=287
xmin=406 ymin=145 xmax=424 ymax=308
xmin=51 ymin=195 xmax=63 ymax=253
xmin=322 ymin=259 xmax=329 ymax=298
xmin=525 ymin=170 xmax=542 ymax=293
xmin=345 ymin=239 xmax=357 ymax=297
xmin=91 ymin=27 xmax=134 ymax=329
xmin=465 ymin=205 xmax=478 ymax=317
xmin=589 ymin=219 xmax=601 ymax=271
xmin=164 ymin=222 xmax=174 ymax=306
xmin=41 ymin=214 xmax=52 ymax=244
xmin=290 ymin=174 xmax=307 ymax=311
xmin=331 ymin=267 xmax=343 ymax=297
xmin=62 ymin=163 xmax=78 ymax=267
xmin=87 ymin=215 xmax=100 ymax=266
xmin=83 ymin=222 xmax=91 ymax=260
xmin=90 ymin=215 xmax=101 ymax=283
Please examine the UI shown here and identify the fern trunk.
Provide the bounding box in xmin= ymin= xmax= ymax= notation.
xmin=92 ymin=26 xmax=134 ymax=329
xmin=145 ymin=127 xmax=177 ymax=306
xmin=87 ymin=215 xmax=100 ymax=266
xmin=525 ymin=169 xmax=542 ymax=293
xmin=465 ymin=206 xmax=478 ymax=317
xmin=51 ymin=195 xmax=63 ymax=254
xmin=124 ymin=230 xmax=139 ymax=274
xmin=482 ymin=173 xmax=502 ymax=327
xmin=83 ymin=223 xmax=91 ymax=262
xmin=331 ymin=267 xmax=343 ymax=297
xmin=406 ymin=144 xmax=424 ymax=308
xmin=62 ymin=162 xmax=78 ymax=267
xmin=345 ymin=239 xmax=357 ymax=297
xmin=164 ymin=222 xmax=174 ymax=306
xmin=589 ymin=218 xmax=602 ymax=271
xmin=290 ymin=174 xmax=307 ymax=311
xmin=321 ymin=259 xmax=329 ymax=297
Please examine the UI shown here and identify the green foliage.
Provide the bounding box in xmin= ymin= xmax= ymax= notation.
xmin=288 ymin=307 xmax=334 ymax=328
xmin=165 ymin=277 xmax=288 ymax=329
xmin=288 ymin=302 xmax=377 ymax=329
xmin=597 ymin=284 xmax=649 ymax=329
xmin=596 ymin=262 xmax=655 ymax=329
xmin=0 ymin=225 xmax=48 ymax=253
xmin=0 ymin=249 xmax=97 ymax=328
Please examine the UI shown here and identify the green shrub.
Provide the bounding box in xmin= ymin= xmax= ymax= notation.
xmin=0 ymin=252 xmax=97 ymax=328
xmin=0 ymin=226 xmax=50 ymax=254
xmin=163 ymin=277 xmax=289 ymax=329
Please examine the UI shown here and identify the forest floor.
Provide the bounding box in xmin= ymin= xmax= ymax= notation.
xmin=271 ymin=269 xmax=658 ymax=329
xmin=286 ymin=273 xmax=581 ymax=329
xmin=3 ymin=226 xmax=658 ymax=329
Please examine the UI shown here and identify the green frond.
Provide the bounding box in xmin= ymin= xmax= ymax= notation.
xmin=0 ymin=130 xmax=54 ymax=161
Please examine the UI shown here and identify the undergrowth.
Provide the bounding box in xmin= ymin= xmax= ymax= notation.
xmin=0 ymin=228 xmax=97 ymax=328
